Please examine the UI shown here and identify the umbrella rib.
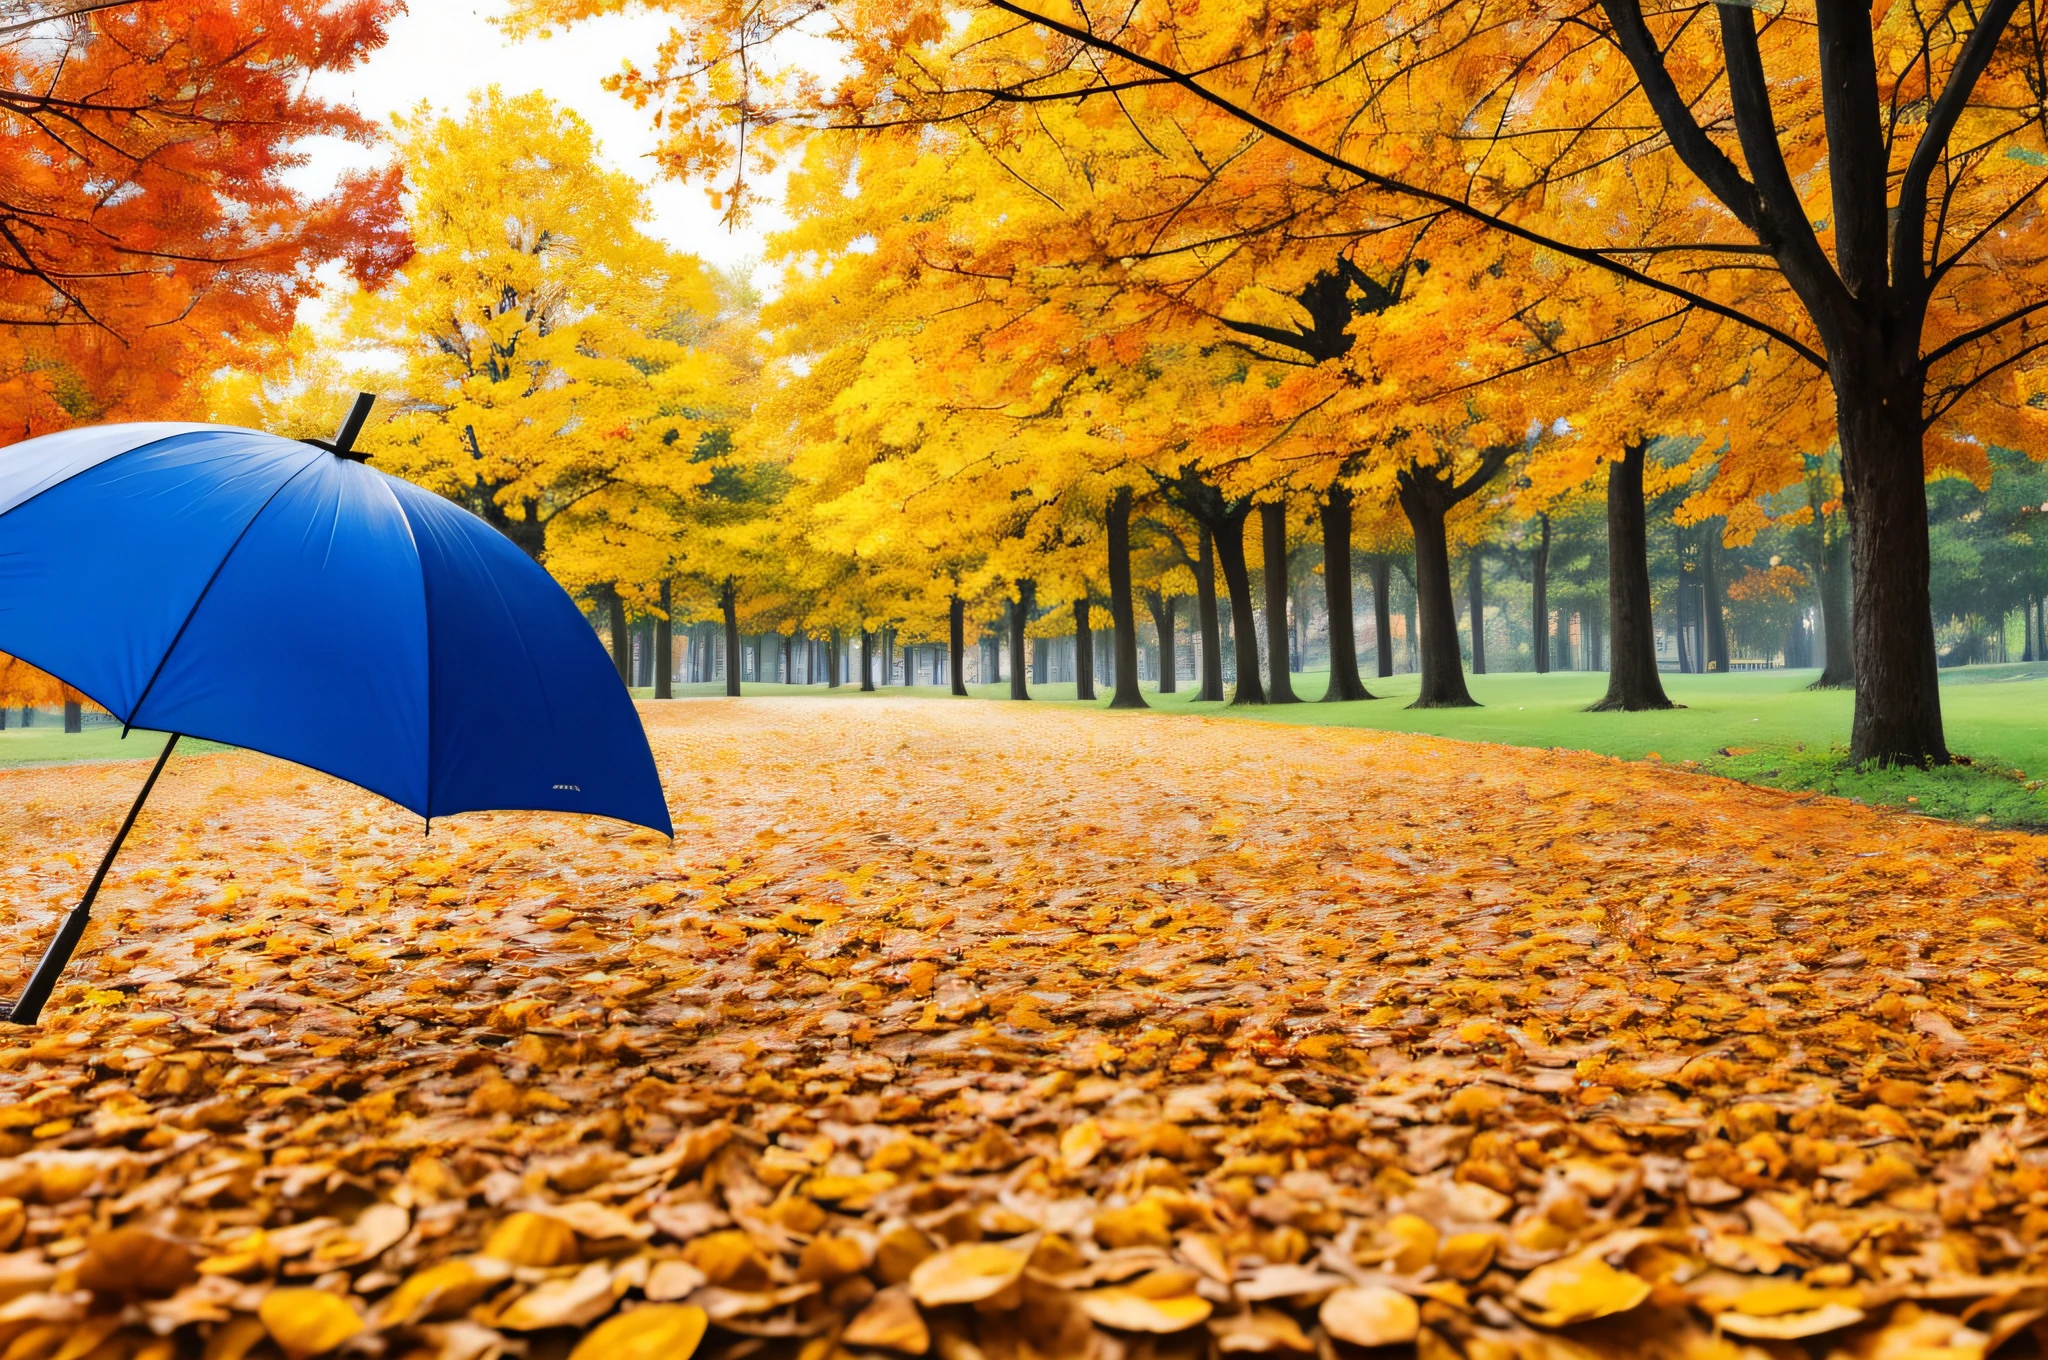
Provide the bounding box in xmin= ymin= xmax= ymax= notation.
xmin=122 ymin=453 xmax=325 ymax=735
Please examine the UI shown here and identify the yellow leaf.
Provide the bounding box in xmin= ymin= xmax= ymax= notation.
xmin=907 ymin=1241 xmax=1031 ymax=1306
xmin=482 ymin=1210 xmax=580 ymax=1267
xmin=1513 ymin=1254 xmax=1652 ymax=1326
xmin=1077 ymin=1286 xmax=1213 ymax=1333
xmin=258 ymin=1288 xmax=364 ymax=1360
xmin=567 ymin=1303 xmax=709 ymax=1360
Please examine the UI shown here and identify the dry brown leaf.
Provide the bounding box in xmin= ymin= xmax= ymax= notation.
xmin=842 ymin=1284 xmax=932 ymax=1353
xmin=1320 ymin=1284 xmax=1422 ymax=1347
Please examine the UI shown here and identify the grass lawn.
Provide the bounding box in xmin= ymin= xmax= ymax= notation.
xmin=0 ymin=725 xmax=230 ymax=769
xmin=648 ymin=664 xmax=2048 ymax=828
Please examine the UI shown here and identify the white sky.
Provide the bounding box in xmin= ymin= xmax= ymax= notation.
xmin=282 ymin=2 xmax=784 ymax=281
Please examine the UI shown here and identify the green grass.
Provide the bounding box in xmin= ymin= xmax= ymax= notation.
xmin=0 ymin=725 xmax=231 ymax=769
xmin=654 ymin=666 xmax=2048 ymax=829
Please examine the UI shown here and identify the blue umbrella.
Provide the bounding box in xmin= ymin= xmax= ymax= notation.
xmin=0 ymin=396 xmax=672 ymax=1023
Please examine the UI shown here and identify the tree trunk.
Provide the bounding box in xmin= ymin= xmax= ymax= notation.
xmin=1320 ymin=488 xmax=1373 ymax=701
xmin=1144 ymin=589 xmax=1177 ymax=695
xmin=1259 ymin=501 xmax=1300 ymax=703
xmin=1813 ymin=506 xmax=1855 ymax=689
xmin=1214 ymin=506 xmax=1265 ymax=704
xmin=1531 ymin=514 xmax=1551 ymax=674
xmin=718 ymin=581 xmax=742 ymax=698
xmin=859 ymin=629 xmax=876 ymax=692
xmin=1589 ymin=442 xmax=1675 ymax=710
xmin=63 ymin=700 xmax=80 ymax=734
xmin=826 ymin=627 xmax=842 ymax=688
xmin=655 ymin=581 xmax=674 ymax=700
xmin=1397 ymin=483 xmax=1480 ymax=707
xmin=1194 ymin=524 xmax=1224 ymax=700
xmin=1106 ymin=486 xmax=1147 ymax=708
xmin=605 ymin=587 xmax=631 ymax=685
xmin=1702 ymin=524 xmax=1731 ymax=673
xmin=1556 ymin=609 xmax=1573 ymax=671
xmin=1371 ymin=556 xmax=1394 ymax=678
xmin=1074 ymin=599 xmax=1097 ymax=700
xmin=1837 ymin=382 xmax=1947 ymax=763
xmin=1009 ymin=581 xmax=1034 ymax=700
xmin=949 ymin=596 xmax=968 ymax=696
xmin=1466 ymin=550 xmax=1487 ymax=676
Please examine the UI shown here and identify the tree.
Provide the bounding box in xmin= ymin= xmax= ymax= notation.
xmin=0 ymin=0 xmax=406 ymax=436
xmin=354 ymin=89 xmax=722 ymax=569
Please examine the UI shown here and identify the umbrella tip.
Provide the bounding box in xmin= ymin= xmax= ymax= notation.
xmin=328 ymin=393 xmax=377 ymax=461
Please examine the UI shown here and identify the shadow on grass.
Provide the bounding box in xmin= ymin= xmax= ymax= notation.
xmin=1701 ymin=744 xmax=2048 ymax=831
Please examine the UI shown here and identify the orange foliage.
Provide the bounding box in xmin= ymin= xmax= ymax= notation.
xmin=0 ymin=2 xmax=408 ymax=439
xmin=0 ymin=701 xmax=2039 ymax=1350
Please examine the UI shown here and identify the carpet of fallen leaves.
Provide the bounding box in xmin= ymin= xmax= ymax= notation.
xmin=0 ymin=698 xmax=2045 ymax=1360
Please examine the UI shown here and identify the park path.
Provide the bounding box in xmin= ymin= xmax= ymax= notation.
xmin=0 ymin=698 xmax=2040 ymax=1356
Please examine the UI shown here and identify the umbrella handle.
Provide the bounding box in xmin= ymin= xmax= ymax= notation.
xmin=3 ymin=732 xmax=180 ymax=1026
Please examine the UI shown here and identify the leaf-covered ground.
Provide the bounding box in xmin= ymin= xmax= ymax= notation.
xmin=0 ymin=698 xmax=2044 ymax=1360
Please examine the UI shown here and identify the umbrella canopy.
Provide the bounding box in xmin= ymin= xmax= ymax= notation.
xmin=0 ymin=417 xmax=671 ymax=834
xmin=0 ymin=407 xmax=673 ymax=1022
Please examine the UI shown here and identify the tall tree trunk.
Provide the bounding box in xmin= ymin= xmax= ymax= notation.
xmin=1531 ymin=515 xmax=1551 ymax=674
xmin=1590 ymin=442 xmax=1675 ymax=710
xmin=1009 ymin=581 xmax=1034 ymax=700
xmin=1214 ymin=506 xmax=1266 ymax=705
xmin=860 ymin=630 xmax=876 ymax=692
xmin=1259 ymin=501 xmax=1300 ymax=703
xmin=1371 ymin=556 xmax=1394 ymax=678
xmin=1106 ymin=486 xmax=1147 ymax=709
xmin=1074 ymin=599 xmax=1097 ymax=700
xmin=949 ymin=596 xmax=968 ymax=696
xmin=1320 ymin=488 xmax=1373 ymax=701
xmin=1702 ymin=524 xmax=1731 ymax=673
xmin=1556 ymin=610 xmax=1573 ymax=671
xmin=1194 ymin=525 xmax=1224 ymax=701
xmin=655 ymin=581 xmax=674 ymax=700
xmin=1145 ymin=590 xmax=1177 ymax=695
xmin=63 ymin=700 xmax=80 ymax=734
xmin=606 ymin=587 xmax=631 ymax=685
xmin=1812 ymin=506 xmax=1855 ymax=689
xmin=1398 ymin=484 xmax=1479 ymax=708
xmin=1466 ymin=550 xmax=1487 ymax=676
xmin=1837 ymin=383 xmax=1946 ymax=762
xmin=719 ymin=580 xmax=742 ymax=698
xmin=827 ymin=627 xmax=842 ymax=688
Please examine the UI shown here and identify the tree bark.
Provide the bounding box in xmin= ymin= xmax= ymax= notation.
xmin=605 ymin=587 xmax=631 ymax=685
xmin=1531 ymin=514 xmax=1551 ymax=674
xmin=1320 ymin=488 xmax=1373 ymax=701
xmin=1144 ymin=589 xmax=1177 ymax=694
xmin=1214 ymin=505 xmax=1265 ymax=704
xmin=949 ymin=596 xmax=968 ymax=696
xmin=1466 ymin=549 xmax=1487 ymax=676
xmin=1590 ymin=442 xmax=1675 ymax=710
xmin=1194 ymin=524 xmax=1224 ymax=700
xmin=1812 ymin=501 xmax=1855 ymax=689
xmin=1105 ymin=486 xmax=1147 ymax=708
xmin=1008 ymin=582 xmax=1035 ymax=699
xmin=1370 ymin=556 xmax=1394 ymax=678
xmin=1258 ymin=501 xmax=1300 ymax=703
xmin=859 ymin=629 xmax=876 ymax=692
xmin=827 ymin=627 xmax=842 ymax=688
xmin=655 ymin=580 xmax=674 ymax=700
xmin=1838 ymin=376 xmax=1946 ymax=762
xmin=63 ymin=700 xmax=80 ymax=734
xmin=1074 ymin=599 xmax=1097 ymax=700
xmin=719 ymin=580 xmax=742 ymax=698
xmin=1397 ymin=479 xmax=1480 ymax=707
xmin=1702 ymin=523 xmax=1731 ymax=673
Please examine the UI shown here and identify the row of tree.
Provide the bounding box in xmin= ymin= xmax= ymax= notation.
xmin=449 ymin=0 xmax=2048 ymax=769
